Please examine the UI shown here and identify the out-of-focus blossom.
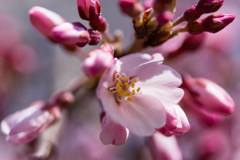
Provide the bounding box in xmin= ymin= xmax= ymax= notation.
xmin=100 ymin=113 xmax=129 ymax=146
xmin=143 ymin=0 xmax=153 ymax=11
xmin=51 ymin=22 xmax=90 ymax=47
xmin=97 ymin=53 xmax=183 ymax=136
xmin=0 ymin=101 xmax=60 ymax=145
xmin=81 ymin=45 xmax=114 ymax=78
xmin=146 ymin=132 xmax=183 ymax=160
xmin=119 ymin=0 xmax=143 ymax=17
xmin=77 ymin=0 xmax=101 ymax=21
xmin=182 ymin=76 xmax=235 ymax=114
xmin=159 ymin=104 xmax=190 ymax=136
xmin=7 ymin=44 xmax=37 ymax=74
xmin=29 ymin=6 xmax=66 ymax=39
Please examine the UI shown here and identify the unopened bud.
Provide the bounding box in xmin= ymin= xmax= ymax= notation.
xmin=77 ymin=0 xmax=101 ymax=21
xmin=119 ymin=0 xmax=144 ymax=17
xmin=89 ymin=16 xmax=108 ymax=32
xmin=100 ymin=114 xmax=129 ymax=146
xmin=183 ymin=76 xmax=235 ymax=114
xmin=156 ymin=10 xmax=173 ymax=25
xmin=88 ymin=29 xmax=101 ymax=45
xmin=51 ymin=22 xmax=90 ymax=47
xmin=183 ymin=5 xmax=202 ymax=22
xmin=202 ymin=14 xmax=235 ymax=33
xmin=197 ymin=0 xmax=224 ymax=14
xmin=29 ymin=6 xmax=66 ymax=39
xmin=81 ymin=45 xmax=114 ymax=78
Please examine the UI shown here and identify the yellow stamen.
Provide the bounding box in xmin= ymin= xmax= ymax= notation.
xmin=118 ymin=77 xmax=123 ymax=80
xmin=134 ymin=78 xmax=138 ymax=83
xmin=121 ymin=91 xmax=127 ymax=97
xmin=137 ymin=87 xmax=141 ymax=92
xmin=117 ymin=81 xmax=123 ymax=86
xmin=124 ymin=83 xmax=130 ymax=89
xmin=131 ymin=83 xmax=135 ymax=88
xmin=124 ymin=77 xmax=129 ymax=81
xmin=127 ymin=97 xmax=133 ymax=102
xmin=126 ymin=91 xmax=131 ymax=96
xmin=132 ymin=90 xmax=135 ymax=95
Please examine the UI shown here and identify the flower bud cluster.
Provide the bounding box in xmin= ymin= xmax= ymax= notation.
xmin=77 ymin=0 xmax=107 ymax=33
xmin=29 ymin=6 xmax=101 ymax=49
xmin=183 ymin=0 xmax=224 ymax=22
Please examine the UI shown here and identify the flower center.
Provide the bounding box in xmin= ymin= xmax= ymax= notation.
xmin=109 ymin=73 xmax=141 ymax=102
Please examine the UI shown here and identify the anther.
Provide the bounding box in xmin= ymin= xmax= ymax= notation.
xmin=124 ymin=77 xmax=129 ymax=81
xmin=134 ymin=78 xmax=138 ymax=83
xmin=132 ymin=90 xmax=136 ymax=95
xmin=131 ymin=83 xmax=135 ymax=88
xmin=127 ymin=97 xmax=133 ymax=102
xmin=137 ymin=87 xmax=141 ymax=92
xmin=119 ymin=77 xmax=123 ymax=81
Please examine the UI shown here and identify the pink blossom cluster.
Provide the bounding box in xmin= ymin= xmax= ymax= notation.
xmin=0 ymin=0 xmax=238 ymax=160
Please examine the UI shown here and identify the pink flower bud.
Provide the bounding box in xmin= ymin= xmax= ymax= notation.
xmin=100 ymin=114 xmax=129 ymax=146
xmin=159 ymin=105 xmax=190 ymax=136
xmin=143 ymin=0 xmax=153 ymax=11
xmin=184 ymin=76 xmax=235 ymax=114
xmin=0 ymin=101 xmax=60 ymax=145
xmin=89 ymin=16 xmax=108 ymax=32
xmin=156 ymin=11 xmax=173 ymax=25
xmin=183 ymin=5 xmax=202 ymax=22
xmin=29 ymin=6 xmax=66 ymax=39
xmin=146 ymin=132 xmax=183 ymax=160
xmin=81 ymin=45 xmax=114 ymax=78
xmin=51 ymin=22 xmax=90 ymax=47
xmin=77 ymin=0 xmax=101 ymax=21
xmin=197 ymin=0 xmax=224 ymax=14
xmin=119 ymin=0 xmax=144 ymax=17
xmin=202 ymin=14 xmax=235 ymax=33
xmin=87 ymin=29 xmax=102 ymax=45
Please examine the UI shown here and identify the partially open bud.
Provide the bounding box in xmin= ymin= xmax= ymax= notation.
xmin=29 ymin=6 xmax=66 ymax=39
xmin=183 ymin=76 xmax=235 ymax=114
xmin=197 ymin=0 xmax=224 ymax=14
xmin=51 ymin=22 xmax=90 ymax=47
xmin=0 ymin=101 xmax=60 ymax=145
xmin=100 ymin=113 xmax=129 ymax=146
xmin=202 ymin=14 xmax=235 ymax=33
xmin=159 ymin=105 xmax=190 ymax=136
xmin=77 ymin=0 xmax=101 ymax=21
xmin=87 ymin=29 xmax=101 ymax=45
xmin=145 ymin=132 xmax=183 ymax=160
xmin=89 ymin=16 xmax=108 ymax=32
xmin=81 ymin=45 xmax=114 ymax=78
xmin=119 ymin=0 xmax=144 ymax=17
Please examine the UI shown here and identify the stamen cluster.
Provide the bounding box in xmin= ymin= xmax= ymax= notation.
xmin=110 ymin=73 xmax=141 ymax=102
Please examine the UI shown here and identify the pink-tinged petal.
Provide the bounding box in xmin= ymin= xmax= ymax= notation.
xmin=173 ymin=105 xmax=190 ymax=133
xmin=99 ymin=88 xmax=166 ymax=136
xmin=118 ymin=53 xmax=164 ymax=75
xmin=52 ymin=22 xmax=90 ymax=47
xmin=100 ymin=114 xmax=129 ymax=146
xmin=29 ymin=6 xmax=66 ymax=38
xmin=130 ymin=63 xmax=184 ymax=108
xmin=159 ymin=105 xmax=190 ymax=136
xmin=146 ymin=132 xmax=183 ymax=160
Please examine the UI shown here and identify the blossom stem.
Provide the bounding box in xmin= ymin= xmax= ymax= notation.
xmin=102 ymin=31 xmax=115 ymax=43
xmin=172 ymin=16 xmax=185 ymax=27
xmin=127 ymin=38 xmax=146 ymax=54
xmin=28 ymin=111 xmax=67 ymax=160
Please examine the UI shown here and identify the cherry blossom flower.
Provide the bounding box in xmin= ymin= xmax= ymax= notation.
xmin=0 ymin=101 xmax=60 ymax=145
xmin=97 ymin=53 xmax=184 ymax=136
